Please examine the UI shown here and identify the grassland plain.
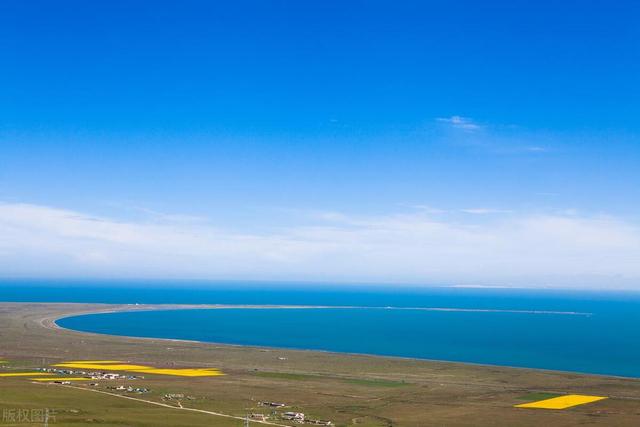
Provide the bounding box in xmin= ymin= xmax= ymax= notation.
xmin=1 ymin=303 xmax=640 ymax=426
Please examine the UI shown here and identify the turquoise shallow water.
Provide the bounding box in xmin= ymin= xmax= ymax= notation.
xmin=3 ymin=280 xmax=640 ymax=377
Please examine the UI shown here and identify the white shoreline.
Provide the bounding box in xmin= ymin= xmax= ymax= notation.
xmin=44 ymin=303 xmax=593 ymax=342
xmin=49 ymin=303 xmax=593 ymax=320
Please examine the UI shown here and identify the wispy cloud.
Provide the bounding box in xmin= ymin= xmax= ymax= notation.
xmin=459 ymin=208 xmax=513 ymax=215
xmin=436 ymin=116 xmax=482 ymax=131
xmin=434 ymin=116 xmax=553 ymax=154
xmin=523 ymin=145 xmax=549 ymax=153
xmin=1 ymin=202 xmax=639 ymax=288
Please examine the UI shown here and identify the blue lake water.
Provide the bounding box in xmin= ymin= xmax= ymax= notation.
xmin=3 ymin=280 xmax=640 ymax=378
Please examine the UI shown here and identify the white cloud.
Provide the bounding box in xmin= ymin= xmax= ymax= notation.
xmin=434 ymin=117 xmax=555 ymax=154
xmin=1 ymin=202 xmax=639 ymax=288
xmin=459 ymin=208 xmax=513 ymax=215
xmin=436 ymin=116 xmax=482 ymax=131
xmin=523 ymin=145 xmax=549 ymax=152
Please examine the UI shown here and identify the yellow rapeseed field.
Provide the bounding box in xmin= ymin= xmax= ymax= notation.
xmin=56 ymin=362 xmax=159 ymax=371
xmin=0 ymin=372 xmax=54 ymax=377
xmin=54 ymin=361 xmax=224 ymax=377
xmin=515 ymin=394 xmax=607 ymax=409
xmin=132 ymin=367 xmax=224 ymax=377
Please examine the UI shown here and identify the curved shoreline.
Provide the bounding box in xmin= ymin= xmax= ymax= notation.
xmin=46 ymin=302 xmax=594 ymax=328
xmin=47 ymin=303 xmax=593 ymax=347
xmin=45 ymin=303 xmax=635 ymax=381
xmin=45 ymin=303 xmax=593 ymax=342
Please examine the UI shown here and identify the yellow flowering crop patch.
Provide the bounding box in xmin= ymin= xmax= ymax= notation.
xmin=135 ymin=368 xmax=224 ymax=377
xmin=515 ymin=394 xmax=607 ymax=410
xmin=54 ymin=361 xmax=224 ymax=377
xmin=0 ymin=372 xmax=53 ymax=377
xmin=56 ymin=363 xmax=156 ymax=371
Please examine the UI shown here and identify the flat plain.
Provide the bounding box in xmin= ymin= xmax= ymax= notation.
xmin=1 ymin=303 xmax=640 ymax=426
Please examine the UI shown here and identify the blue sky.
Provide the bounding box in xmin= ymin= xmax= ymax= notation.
xmin=1 ymin=1 xmax=639 ymax=287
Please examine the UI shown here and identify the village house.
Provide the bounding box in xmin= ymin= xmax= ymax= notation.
xmin=282 ymin=412 xmax=305 ymax=423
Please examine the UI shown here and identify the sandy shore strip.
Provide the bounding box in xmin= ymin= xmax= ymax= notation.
xmin=39 ymin=303 xmax=593 ymax=332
